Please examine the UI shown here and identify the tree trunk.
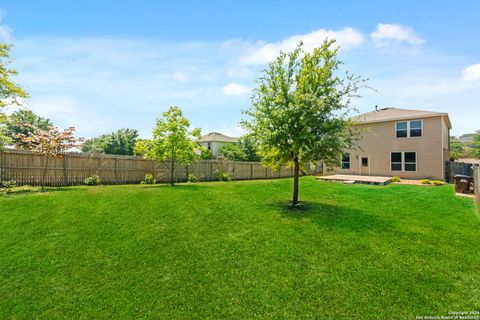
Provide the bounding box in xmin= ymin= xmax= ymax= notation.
xmin=41 ymin=156 xmax=49 ymax=192
xmin=170 ymin=159 xmax=175 ymax=186
xmin=292 ymin=156 xmax=300 ymax=205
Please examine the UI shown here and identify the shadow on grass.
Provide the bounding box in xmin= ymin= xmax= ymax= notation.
xmin=139 ymin=182 xmax=212 ymax=190
xmin=270 ymin=200 xmax=395 ymax=233
xmin=0 ymin=185 xmax=81 ymax=197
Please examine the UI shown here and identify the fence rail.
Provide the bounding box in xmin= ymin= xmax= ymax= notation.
xmin=0 ymin=149 xmax=321 ymax=186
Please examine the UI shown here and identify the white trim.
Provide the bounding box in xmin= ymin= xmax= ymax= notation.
xmin=390 ymin=151 xmax=417 ymax=172
xmin=395 ymin=119 xmax=423 ymax=139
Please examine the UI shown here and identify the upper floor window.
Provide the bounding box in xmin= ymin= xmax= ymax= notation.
xmin=341 ymin=153 xmax=350 ymax=169
xmin=207 ymin=142 xmax=211 ymax=150
xmin=396 ymin=120 xmax=422 ymax=138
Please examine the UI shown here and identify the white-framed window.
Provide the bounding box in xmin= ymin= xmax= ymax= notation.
xmin=207 ymin=142 xmax=211 ymax=150
xmin=341 ymin=153 xmax=350 ymax=169
xmin=396 ymin=120 xmax=423 ymax=138
xmin=391 ymin=152 xmax=417 ymax=172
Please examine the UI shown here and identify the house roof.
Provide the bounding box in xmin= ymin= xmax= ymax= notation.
xmin=352 ymin=107 xmax=452 ymax=129
xmin=199 ymin=132 xmax=239 ymax=143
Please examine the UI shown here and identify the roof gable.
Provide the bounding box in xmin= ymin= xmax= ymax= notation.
xmin=352 ymin=107 xmax=452 ymax=129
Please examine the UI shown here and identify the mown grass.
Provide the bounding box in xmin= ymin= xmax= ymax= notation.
xmin=0 ymin=177 xmax=479 ymax=319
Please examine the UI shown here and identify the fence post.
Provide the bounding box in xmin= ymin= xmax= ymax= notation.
xmin=63 ymin=155 xmax=68 ymax=186
xmin=232 ymin=161 xmax=235 ymax=181
xmin=250 ymin=163 xmax=253 ymax=180
xmin=115 ymin=158 xmax=120 ymax=184
xmin=210 ymin=161 xmax=214 ymax=181
xmin=186 ymin=164 xmax=189 ymax=181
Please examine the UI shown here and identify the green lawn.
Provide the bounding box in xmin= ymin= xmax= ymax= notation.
xmin=0 ymin=177 xmax=479 ymax=319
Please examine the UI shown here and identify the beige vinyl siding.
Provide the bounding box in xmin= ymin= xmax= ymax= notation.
xmin=332 ymin=116 xmax=446 ymax=179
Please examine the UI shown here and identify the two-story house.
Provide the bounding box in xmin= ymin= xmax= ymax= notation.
xmin=199 ymin=132 xmax=240 ymax=157
xmin=335 ymin=107 xmax=452 ymax=180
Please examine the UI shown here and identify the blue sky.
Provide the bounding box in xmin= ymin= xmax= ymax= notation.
xmin=1 ymin=0 xmax=479 ymax=137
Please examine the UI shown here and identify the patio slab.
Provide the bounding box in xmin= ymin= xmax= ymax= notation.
xmin=316 ymin=174 xmax=392 ymax=185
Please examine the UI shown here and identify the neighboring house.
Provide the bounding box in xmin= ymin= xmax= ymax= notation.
xmin=333 ymin=107 xmax=452 ymax=180
xmin=199 ymin=132 xmax=239 ymax=157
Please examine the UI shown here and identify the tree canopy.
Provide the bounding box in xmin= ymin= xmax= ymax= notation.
xmin=5 ymin=109 xmax=53 ymax=148
xmin=472 ymin=130 xmax=480 ymax=159
xmin=82 ymin=128 xmax=139 ymax=155
xmin=238 ymin=135 xmax=261 ymax=162
xmin=218 ymin=143 xmax=246 ymax=161
xmin=241 ymin=40 xmax=365 ymax=205
xmin=0 ymin=44 xmax=29 ymax=148
xmin=134 ymin=106 xmax=202 ymax=185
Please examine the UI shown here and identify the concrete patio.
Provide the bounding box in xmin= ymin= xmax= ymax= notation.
xmin=316 ymin=174 xmax=392 ymax=185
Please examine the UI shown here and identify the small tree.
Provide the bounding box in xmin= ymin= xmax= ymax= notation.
xmin=0 ymin=44 xmax=29 ymax=149
xmin=134 ymin=106 xmax=201 ymax=185
xmin=219 ymin=143 xmax=246 ymax=161
xmin=17 ymin=124 xmax=81 ymax=191
xmin=242 ymin=40 xmax=365 ymax=206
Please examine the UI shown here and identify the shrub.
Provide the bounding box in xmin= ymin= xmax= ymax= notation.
xmin=141 ymin=174 xmax=156 ymax=184
xmin=0 ymin=179 xmax=16 ymax=190
xmin=432 ymin=180 xmax=445 ymax=186
xmin=215 ymin=169 xmax=231 ymax=181
xmin=84 ymin=174 xmax=101 ymax=186
xmin=392 ymin=176 xmax=401 ymax=183
xmin=187 ymin=173 xmax=197 ymax=183
xmin=421 ymin=179 xmax=431 ymax=185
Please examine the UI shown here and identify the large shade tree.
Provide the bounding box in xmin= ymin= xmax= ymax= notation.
xmin=0 ymin=44 xmax=29 ymax=148
xmin=242 ymin=40 xmax=365 ymax=206
xmin=5 ymin=109 xmax=53 ymax=148
xmin=134 ymin=106 xmax=201 ymax=185
xmin=82 ymin=128 xmax=139 ymax=155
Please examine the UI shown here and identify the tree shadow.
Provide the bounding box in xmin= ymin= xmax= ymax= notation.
xmin=139 ymin=183 xmax=210 ymax=191
xmin=0 ymin=185 xmax=81 ymax=196
xmin=270 ymin=200 xmax=395 ymax=233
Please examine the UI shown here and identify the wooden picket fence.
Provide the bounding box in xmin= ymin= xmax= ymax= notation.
xmin=0 ymin=149 xmax=320 ymax=186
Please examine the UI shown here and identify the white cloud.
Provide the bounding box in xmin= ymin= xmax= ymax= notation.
xmin=239 ymin=27 xmax=364 ymax=65
xmin=172 ymin=71 xmax=189 ymax=83
xmin=371 ymin=23 xmax=425 ymax=48
xmin=0 ymin=9 xmax=12 ymax=42
xmin=222 ymin=82 xmax=250 ymax=96
xmin=462 ymin=64 xmax=480 ymax=82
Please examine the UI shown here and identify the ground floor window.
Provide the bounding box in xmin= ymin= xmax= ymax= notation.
xmin=391 ymin=152 xmax=417 ymax=172
xmin=342 ymin=153 xmax=350 ymax=169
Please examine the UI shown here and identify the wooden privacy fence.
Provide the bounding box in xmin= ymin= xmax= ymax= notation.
xmin=0 ymin=149 xmax=320 ymax=186
xmin=445 ymin=161 xmax=474 ymax=183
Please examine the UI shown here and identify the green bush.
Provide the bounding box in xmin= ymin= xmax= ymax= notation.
xmin=187 ymin=173 xmax=197 ymax=183
xmin=0 ymin=179 xmax=16 ymax=190
xmin=392 ymin=176 xmax=401 ymax=183
xmin=215 ymin=169 xmax=231 ymax=181
xmin=421 ymin=179 xmax=431 ymax=185
xmin=141 ymin=174 xmax=156 ymax=184
xmin=432 ymin=180 xmax=445 ymax=186
xmin=84 ymin=174 xmax=101 ymax=186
